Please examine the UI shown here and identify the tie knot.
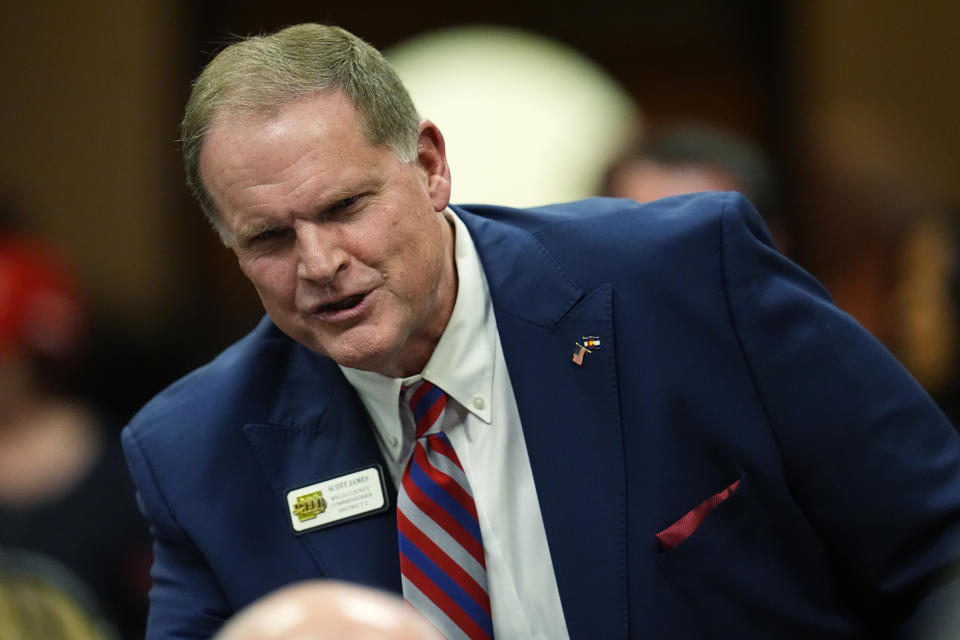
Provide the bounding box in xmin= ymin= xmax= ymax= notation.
xmin=407 ymin=380 xmax=447 ymax=438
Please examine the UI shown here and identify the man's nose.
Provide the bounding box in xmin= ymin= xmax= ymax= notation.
xmin=295 ymin=223 xmax=347 ymax=283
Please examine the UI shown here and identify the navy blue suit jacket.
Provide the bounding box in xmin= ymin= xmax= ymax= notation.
xmin=123 ymin=192 xmax=960 ymax=638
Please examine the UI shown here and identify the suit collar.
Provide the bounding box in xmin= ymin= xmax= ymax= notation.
xmin=453 ymin=205 xmax=583 ymax=328
xmin=457 ymin=205 xmax=629 ymax=639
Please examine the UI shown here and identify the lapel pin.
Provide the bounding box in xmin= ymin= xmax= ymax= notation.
xmin=572 ymin=336 xmax=601 ymax=366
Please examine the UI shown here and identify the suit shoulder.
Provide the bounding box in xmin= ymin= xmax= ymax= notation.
xmin=531 ymin=192 xmax=767 ymax=269
xmin=123 ymin=316 xmax=295 ymax=449
xmin=551 ymin=192 xmax=760 ymax=240
xmin=456 ymin=197 xmax=641 ymax=232
xmin=457 ymin=192 xmax=761 ymax=245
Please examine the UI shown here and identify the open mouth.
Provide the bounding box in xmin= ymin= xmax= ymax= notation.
xmin=318 ymin=293 xmax=366 ymax=313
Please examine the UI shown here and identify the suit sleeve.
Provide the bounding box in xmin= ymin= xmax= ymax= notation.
xmin=718 ymin=191 xmax=960 ymax=633
xmin=122 ymin=426 xmax=231 ymax=639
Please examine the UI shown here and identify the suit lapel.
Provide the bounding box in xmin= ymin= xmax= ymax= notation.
xmin=242 ymin=344 xmax=401 ymax=593
xmin=461 ymin=208 xmax=628 ymax=639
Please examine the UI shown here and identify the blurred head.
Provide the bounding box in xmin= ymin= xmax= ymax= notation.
xmin=603 ymin=123 xmax=778 ymax=221
xmin=0 ymin=234 xmax=86 ymax=412
xmin=0 ymin=550 xmax=113 ymax=640
xmin=182 ymin=23 xmax=421 ymax=239
xmin=214 ymin=580 xmax=443 ymax=640
xmin=0 ymin=234 xmax=84 ymax=362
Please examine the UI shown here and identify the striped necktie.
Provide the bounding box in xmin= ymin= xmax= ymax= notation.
xmin=397 ymin=381 xmax=494 ymax=640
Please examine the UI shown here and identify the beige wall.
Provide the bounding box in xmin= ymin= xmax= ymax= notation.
xmin=1 ymin=2 xmax=184 ymax=327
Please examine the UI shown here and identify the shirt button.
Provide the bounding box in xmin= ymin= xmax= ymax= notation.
xmin=472 ymin=395 xmax=486 ymax=410
xmin=387 ymin=434 xmax=399 ymax=447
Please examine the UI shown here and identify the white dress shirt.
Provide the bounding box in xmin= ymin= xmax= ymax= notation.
xmin=341 ymin=209 xmax=570 ymax=639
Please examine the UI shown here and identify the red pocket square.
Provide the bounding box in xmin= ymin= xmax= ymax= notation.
xmin=655 ymin=478 xmax=741 ymax=551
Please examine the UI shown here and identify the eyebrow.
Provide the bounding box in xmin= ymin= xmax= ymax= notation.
xmin=230 ymin=177 xmax=381 ymax=247
xmin=231 ymin=220 xmax=276 ymax=247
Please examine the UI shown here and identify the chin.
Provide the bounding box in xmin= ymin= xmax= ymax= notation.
xmin=329 ymin=352 xmax=390 ymax=374
xmin=321 ymin=339 xmax=396 ymax=373
xmin=287 ymin=319 xmax=402 ymax=373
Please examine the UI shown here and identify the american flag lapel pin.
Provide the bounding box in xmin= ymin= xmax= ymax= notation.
xmin=572 ymin=336 xmax=601 ymax=366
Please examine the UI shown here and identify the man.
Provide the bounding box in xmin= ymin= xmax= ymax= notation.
xmin=123 ymin=23 xmax=960 ymax=639
xmin=213 ymin=580 xmax=442 ymax=640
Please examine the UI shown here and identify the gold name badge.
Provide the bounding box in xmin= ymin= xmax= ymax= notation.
xmin=285 ymin=465 xmax=388 ymax=534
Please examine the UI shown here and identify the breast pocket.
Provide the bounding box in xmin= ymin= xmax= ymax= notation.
xmin=650 ymin=471 xmax=857 ymax=637
xmin=654 ymin=471 xmax=754 ymax=577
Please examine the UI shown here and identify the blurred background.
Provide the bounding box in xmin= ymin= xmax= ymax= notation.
xmin=3 ymin=0 xmax=958 ymax=412
xmin=0 ymin=1 xmax=958 ymax=633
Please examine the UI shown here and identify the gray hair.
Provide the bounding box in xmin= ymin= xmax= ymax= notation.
xmin=181 ymin=23 xmax=420 ymax=235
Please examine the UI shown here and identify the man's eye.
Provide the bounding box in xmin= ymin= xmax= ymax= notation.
xmin=331 ymin=195 xmax=360 ymax=210
xmin=251 ymin=228 xmax=288 ymax=244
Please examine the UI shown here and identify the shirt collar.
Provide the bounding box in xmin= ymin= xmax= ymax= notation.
xmin=340 ymin=208 xmax=496 ymax=439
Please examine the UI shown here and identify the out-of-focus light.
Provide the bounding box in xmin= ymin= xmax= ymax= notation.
xmin=388 ymin=25 xmax=640 ymax=207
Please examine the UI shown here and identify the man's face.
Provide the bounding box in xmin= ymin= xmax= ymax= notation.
xmin=199 ymin=90 xmax=455 ymax=378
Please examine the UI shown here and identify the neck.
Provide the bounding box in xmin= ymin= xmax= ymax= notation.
xmin=385 ymin=212 xmax=458 ymax=379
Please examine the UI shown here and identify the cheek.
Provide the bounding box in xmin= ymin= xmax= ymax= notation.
xmin=385 ymin=232 xmax=432 ymax=284
xmin=240 ymin=258 xmax=296 ymax=305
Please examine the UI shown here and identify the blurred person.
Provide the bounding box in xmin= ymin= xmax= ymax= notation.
xmin=0 ymin=230 xmax=151 ymax=639
xmin=0 ymin=548 xmax=116 ymax=640
xmin=214 ymin=580 xmax=442 ymax=640
xmin=602 ymin=122 xmax=787 ymax=252
xmin=124 ymin=23 xmax=960 ymax=639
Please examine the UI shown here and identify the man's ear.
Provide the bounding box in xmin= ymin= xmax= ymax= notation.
xmin=416 ymin=120 xmax=452 ymax=212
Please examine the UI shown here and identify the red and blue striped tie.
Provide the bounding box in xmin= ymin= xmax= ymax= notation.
xmin=398 ymin=381 xmax=494 ymax=640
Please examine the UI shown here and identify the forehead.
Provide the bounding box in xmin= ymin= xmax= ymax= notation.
xmin=201 ymin=91 xmax=366 ymax=174
xmin=198 ymin=91 xmax=385 ymax=218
